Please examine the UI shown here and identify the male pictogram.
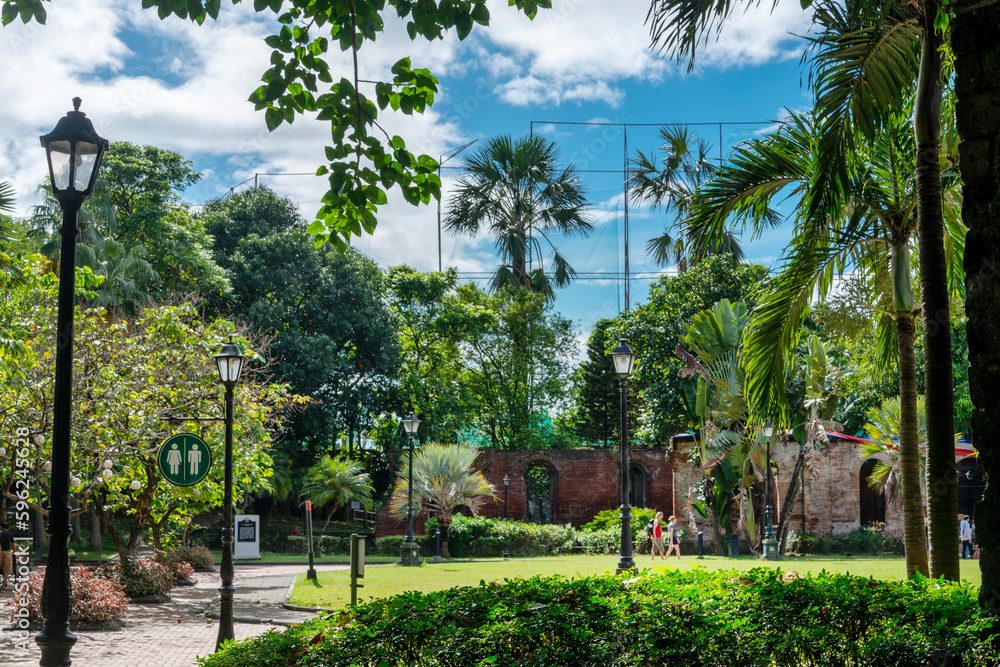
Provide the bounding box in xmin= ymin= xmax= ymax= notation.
xmin=188 ymin=443 xmax=202 ymax=475
xmin=167 ymin=443 xmax=183 ymax=475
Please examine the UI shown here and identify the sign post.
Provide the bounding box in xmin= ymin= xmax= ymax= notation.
xmin=157 ymin=433 xmax=213 ymax=486
xmin=234 ymin=515 xmax=260 ymax=559
xmin=350 ymin=533 xmax=365 ymax=607
xmin=305 ymin=500 xmax=317 ymax=581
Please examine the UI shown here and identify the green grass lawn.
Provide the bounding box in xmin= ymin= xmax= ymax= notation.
xmin=210 ymin=551 xmax=399 ymax=564
xmin=288 ymin=554 xmax=984 ymax=610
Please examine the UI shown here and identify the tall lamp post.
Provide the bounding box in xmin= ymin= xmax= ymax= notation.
xmin=762 ymin=425 xmax=780 ymax=560
xmin=37 ymin=98 xmax=108 ymax=667
xmin=399 ymin=411 xmax=422 ymax=566
xmin=502 ymin=474 xmax=510 ymax=519
xmin=611 ymin=339 xmax=637 ymax=574
xmin=214 ymin=337 xmax=245 ymax=649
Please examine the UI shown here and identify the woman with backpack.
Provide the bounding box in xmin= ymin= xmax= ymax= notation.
xmin=650 ymin=512 xmax=665 ymax=560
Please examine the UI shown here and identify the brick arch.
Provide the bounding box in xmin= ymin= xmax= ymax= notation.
xmin=858 ymin=457 xmax=887 ymax=526
xmin=523 ymin=460 xmax=558 ymax=524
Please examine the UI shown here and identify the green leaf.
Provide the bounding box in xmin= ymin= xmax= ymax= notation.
xmin=264 ymin=108 xmax=283 ymax=131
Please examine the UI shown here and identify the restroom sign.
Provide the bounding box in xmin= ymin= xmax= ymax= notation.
xmin=157 ymin=433 xmax=213 ymax=486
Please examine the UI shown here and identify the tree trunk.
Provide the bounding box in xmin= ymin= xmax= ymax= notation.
xmin=88 ymin=502 xmax=102 ymax=551
xmin=897 ymin=313 xmax=930 ymax=577
xmin=440 ymin=518 xmax=452 ymax=558
xmin=777 ymin=445 xmax=807 ymax=555
xmin=915 ymin=0 xmax=960 ymax=583
xmin=953 ymin=0 xmax=1000 ymax=616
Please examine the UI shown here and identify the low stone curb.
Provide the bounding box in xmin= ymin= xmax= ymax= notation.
xmin=129 ymin=594 xmax=171 ymax=604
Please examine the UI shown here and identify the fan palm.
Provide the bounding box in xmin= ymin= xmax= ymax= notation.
xmin=300 ymin=456 xmax=374 ymax=532
xmin=444 ymin=135 xmax=592 ymax=299
xmin=389 ymin=442 xmax=495 ymax=558
xmin=861 ymin=396 xmax=928 ymax=508
xmin=646 ymin=0 xmax=960 ymax=582
xmin=682 ymin=103 xmax=962 ymax=576
xmin=631 ymin=125 xmax=745 ymax=269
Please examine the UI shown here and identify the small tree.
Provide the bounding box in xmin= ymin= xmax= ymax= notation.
xmin=300 ymin=456 xmax=373 ymax=532
xmin=389 ymin=443 xmax=495 ymax=558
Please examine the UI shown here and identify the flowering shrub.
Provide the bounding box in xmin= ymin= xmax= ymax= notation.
xmin=94 ymin=558 xmax=175 ymax=597
xmin=15 ymin=567 xmax=127 ymax=626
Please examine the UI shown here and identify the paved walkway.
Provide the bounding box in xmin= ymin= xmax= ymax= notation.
xmin=1 ymin=562 xmax=348 ymax=667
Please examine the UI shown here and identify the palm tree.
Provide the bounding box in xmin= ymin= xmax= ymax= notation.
xmin=389 ymin=443 xmax=495 ymax=558
xmin=631 ymin=125 xmax=744 ymax=269
xmin=681 ymin=104 xmax=963 ymax=576
xmin=300 ymin=456 xmax=374 ymax=532
xmin=444 ymin=134 xmax=592 ymax=299
xmin=646 ymin=0 xmax=960 ymax=582
xmin=860 ymin=396 xmax=928 ymax=508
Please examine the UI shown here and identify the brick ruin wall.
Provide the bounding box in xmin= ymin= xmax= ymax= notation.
xmin=377 ymin=439 xmax=974 ymax=542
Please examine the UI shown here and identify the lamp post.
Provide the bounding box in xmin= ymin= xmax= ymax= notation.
xmin=214 ymin=337 xmax=245 ymax=649
xmin=762 ymin=425 xmax=780 ymax=561
xmin=502 ymin=474 xmax=510 ymax=519
xmin=36 ymin=98 xmax=108 ymax=667
xmin=399 ymin=411 xmax=421 ymax=566
xmin=611 ymin=339 xmax=637 ymax=574
xmin=437 ymin=139 xmax=478 ymax=271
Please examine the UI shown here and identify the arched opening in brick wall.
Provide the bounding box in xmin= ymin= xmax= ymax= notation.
xmin=629 ymin=462 xmax=648 ymax=508
xmin=859 ymin=459 xmax=886 ymax=527
xmin=958 ymin=457 xmax=985 ymax=519
xmin=524 ymin=462 xmax=556 ymax=524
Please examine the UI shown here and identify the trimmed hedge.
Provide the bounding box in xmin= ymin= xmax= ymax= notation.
xmin=198 ymin=567 xmax=997 ymax=667
xmin=790 ymin=527 xmax=905 ymax=555
xmin=443 ymin=515 xmax=575 ymax=557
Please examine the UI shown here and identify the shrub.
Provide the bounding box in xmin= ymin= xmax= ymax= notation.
xmin=443 ymin=515 xmax=575 ymax=557
xmin=198 ymin=568 xmax=998 ymax=667
xmin=581 ymin=507 xmax=657 ymax=541
xmin=95 ymin=558 xmax=175 ymax=598
xmin=574 ymin=526 xmax=620 ymax=554
xmin=789 ymin=527 xmax=904 ymax=556
xmin=164 ymin=545 xmax=215 ymax=569
xmin=15 ymin=566 xmax=128 ymax=626
xmin=373 ymin=535 xmax=405 ymax=556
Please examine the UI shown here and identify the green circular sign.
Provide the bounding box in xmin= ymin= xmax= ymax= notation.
xmin=158 ymin=433 xmax=213 ymax=486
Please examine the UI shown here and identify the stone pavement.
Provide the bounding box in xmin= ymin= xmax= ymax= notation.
xmin=1 ymin=562 xmax=348 ymax=667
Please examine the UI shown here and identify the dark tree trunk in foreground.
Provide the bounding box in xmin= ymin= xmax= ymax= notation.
xmin=954 ymin=0 xmax=1000 ymax=614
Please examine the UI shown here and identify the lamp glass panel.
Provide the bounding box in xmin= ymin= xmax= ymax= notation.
xmin=402 ymin=413 xmax=420 ymax=434
xmin=611 ymin=353 xmax=635 ymax=376
xmin=48 ymin=140 xmax=72 ymax=191
xmin=73 ymin=142 xmax=100 ymax=192
xmin=228 ymin=356 xmax=244 ymax=382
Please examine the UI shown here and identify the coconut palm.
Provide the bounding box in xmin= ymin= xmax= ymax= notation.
xmin=444 ymin=134 xmax=592 ymax=300
xmin=300 ymin=456 xmax=374 ymax=532
xmin=647 ymin=0 xmax=960 ymax=582
xmin=631 ymin=125 xmax=744 ymax=269
xmin=681 ymin=102 xmax=963 ymax=576
xmin=389 ymin=442 xmax=495 ymax=558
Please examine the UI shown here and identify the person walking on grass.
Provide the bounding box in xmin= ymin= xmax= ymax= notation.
xmin=651 ymin=511 xmax=666 ymax=560
xmin=0 ymin=521 xmax=13 ymax=591
xmin=665 ymin=515 xmax=682 ymax=560
xmin=960 ymin=514 xmax=974 ymax=559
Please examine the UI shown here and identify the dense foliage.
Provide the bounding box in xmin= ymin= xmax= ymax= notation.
xmin=198 ymin=567 xmax=995 ymax=666
xmin=18 ymin=566 xmax=129 ymax=626
xmin=440 ymin=515 xmax=575 ymax=558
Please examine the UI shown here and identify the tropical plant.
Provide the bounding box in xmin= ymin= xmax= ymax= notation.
xmin=646 ymin=0 xmax=960 ymax=583
xmin=300 ymin=456 xmax=374 ymax=532
xmin=681 ymin=102 xmax=963 ymax=576
xmin=860 ymin=396 xmax=929 ymax=508
xmin=444 ymin=134 xmax=592 ymax=299
xmin=388 ymin=443 xmax=496 ymax=557
xmin=631 ymin=125 xmax=743 ymax=269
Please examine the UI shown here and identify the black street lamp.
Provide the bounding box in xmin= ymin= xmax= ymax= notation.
xmin=36 ymin=98 xmax=108 ymax=667
xmin=502 ymin=474 xmax=510 ymax=519
xmin=399 ymin=412 xmax=421 ymax=566
xmin=214 ymin=337 xmax=245 ymax=649
xmin=610 ymin=339 xmax=637 ymax=574
xmin=762 ymin=425 xmax=780 ymax=560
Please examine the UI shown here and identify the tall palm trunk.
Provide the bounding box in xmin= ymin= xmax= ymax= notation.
xmin=897 ymin=314 xmax=929 ymax=576
xmin=915 ymin=0 xmax=960 ymax=582
xmin=893 ymin=235 xmax=930 ymax=577
xmin=953 ymin=0 xmax=1000 ymax=615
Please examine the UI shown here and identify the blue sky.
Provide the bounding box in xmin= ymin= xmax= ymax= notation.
xmin=0 ymin=0 xmax=816 ymax=348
